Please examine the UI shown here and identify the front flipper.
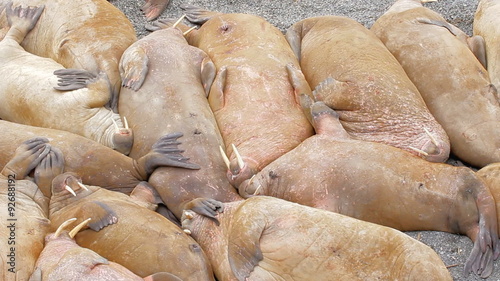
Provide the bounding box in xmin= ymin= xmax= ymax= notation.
xmin=312 ymin=77 xmax=354 ymax=111
xmin=54 ymin=69 xmax=112 ymax=108
xmin=34 ymin=147 xmax=65 ymax=198
xmin=119 ymin=45 xmax=149 ymax=91
xmin=285 ymin=23 xmax=304 ymax=61
xmin=141 ymin=0 xmax=170 ymax=21
xmin=286 ymin=63 xmax=312 ymax=105
xmin=180 ymin=4 xmax=223 ymax=24
xmin=1 ymin=137 xmax=51 ymax=178
xmin=134 ymin=132 xmax=201 ymax=179
xmin=130 ymin=181 xmax=163 ymax=211
xmin=208 ymin=66 xmax=227 ymax=112
xmin=184 ymin=198 xmax=224 ymax=226
xmin=467 ymin=35 xmax=487 ymax=69
xmin=227 ymin=205 xmax=265 ymax=281
xmin=75 ymin=201 xmax=119 ymax=232
xmin=309 ymin=100 xmax=351 ymax=139
xmin=201 ymin=56 xmax=216 ymax=97
xmin=53 ymin=69 xmax=98 ymax=91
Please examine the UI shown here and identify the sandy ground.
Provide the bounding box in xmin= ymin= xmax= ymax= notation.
xmin=110 ymin=0 xmax=496 ymax=280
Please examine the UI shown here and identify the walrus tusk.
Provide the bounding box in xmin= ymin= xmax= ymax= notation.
xmin=219 ymin=146 xmax=230 ymax=169
xmin=421 ymin=0 xmax=437 ymax=3
xmin=424 ymin=128 xmax=439 ymax=148
xmin=65 ymin=185 xmax=77 ymax=197
xmin=183 ymin=228 xmax=192 ymax=235
xmin=172 ymin=14 xmax=187 ymax=29
xmin=54 ymin=218 xmax=77 ymax=238
xmin=185 ymin=211 xmax=194 ymax=220
xmin=253 ymin=184 xmax=262 ymax=196
xmin=111 ymin=118 xmax=120 ymax=133
xmin=123 ymin=116 xmax=129 ymax=130
xmin=231 ymin=144 xmax=245 ymax=170
xmin=183 ymin=26 xmax=197 ymax=36
xmin=77 ymin=181 xmax=89 ymax=191
xmin=408 ymin=146 xmax=430 ymax=156
xmin=69 ymin=218 xmax=92 ymax=239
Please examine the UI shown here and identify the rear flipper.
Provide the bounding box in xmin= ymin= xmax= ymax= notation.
xmin=1 ymin=137 xmax=51 ymax=178
xmin=134 ymin=132 xmax=201 ymax=179
xmin=119 ymin=45 xmax=149 ymax=91
xmin=180 ymin=3 xmax=223 ymax=24
xmin=34 ymin=146 xmax=65 ymax=198
xmin=141 ymin=0 xmax=170 ymax=21
xmin=5 ymin=2 xmax=44 ymax=44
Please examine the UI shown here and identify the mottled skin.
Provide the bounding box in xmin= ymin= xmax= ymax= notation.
xmin=0 ymin=3 xmax=133 ymax=154
xmin=181 ymin=197 xmax=452 ymax=281
xmin=371 ymin=0 xmax=500 ymax=168
xmin=181 ymin=4 xmax=314 ymax=188
xmin=141 ymin=0 xmax=169 ymax=21
xmin=285 ymin=15 xmax=450 ymax=162
xmin=0 ymin=120 xmax=197 ymax=196
xmin=474 ymin=0 xmax=500 ymax=91
xmin=0 ymin=0 xmax=137 ymax=111
xmin=118 ymin=23 xmax=243 ymax=220
xmin=49 ymin=173 xmax=215 ymax=280
xmin=238 ymin=99 xmax=500 ymax=278
xmin=0 ymin=138 xmax=55 ymax=281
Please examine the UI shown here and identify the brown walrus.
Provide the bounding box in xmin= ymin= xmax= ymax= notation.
xmin=141 ymin=0 xmax=169 ymax=21
xmin=474 ymin=0 xmax=500 ymax=91
xmin=285 ymin=15 xmax=450 ymax=162
xmin=180 ymin=4 xmax=314 ymax=188
xmin=371 ymin=0 xmax=500 ymax=168
xmin=0 ymin=3 xmax=133 ymax=154
xmin=0 ymin=0 xmax=137 ymax=111
xmin=181 ymin=196 xmax=452 ymax=281
xmin=0 ymin=120 xmax=199 ymax=196
xmin=30 ymin=218 xmax=183 ymax=281
xmin=48 ymin=172 xmax=215 ymax=280
xmin=237 ymin=97 xmax=499 ymax=278
xmin=119 ymin=19 xmax=243 ymax=220
xmin=0 ymin=137 xmax=55 ymax=280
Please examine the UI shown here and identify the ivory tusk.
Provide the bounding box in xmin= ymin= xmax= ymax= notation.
xmin=219 ymin=146 xmax=230 ymax=169
xmin=231 ymin=144 xmax=245 ymax=170
xmin=77 ymin=181 xmax=89 ymax=191
xmin=424 ymin=128 xmax=439 ymax=148
xmin=111 ymin=118 xmax=120 ymax=132
xmin=409 ymin=146 xmax=429 ymax=156
xmin=123 ymin=116 xmax=129 ymax=130
xmin=172 ymin=14 xmax=186 ymax=29
xmin=183 ymin=228 xmax=192 ymax=235
xmin=69 ymin=218 xmax=91 ymax=239
xmin=183 ymin=26 xmax=197 ymax=36
xmin=65 ymin=185 xmax=77 ymax=197
xmin=54 ymin=218 xmax=77 ymax=238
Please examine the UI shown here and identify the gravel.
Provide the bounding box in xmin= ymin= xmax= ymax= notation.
xmin=110 ymin=0 xmax=496 ymax=280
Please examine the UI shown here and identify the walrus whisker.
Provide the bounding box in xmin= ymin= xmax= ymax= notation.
xmin=65 ymin=185 xmax=77 ymax=197
xmin=123 ymin=116 xmax=129 ymax=130
xmin=111 ymin=118 xmax=120 ymax=133
xmin=408 ymin=146 xmax=429 ymax=156
xmin=231 ymin=144 xmax=245 ymax=170
xmin=183 ymin=26 xmax=197 ymax=36
xmin=69 ymin=218 xmax=91 ymax=238
xmin=424 ymin=128 xmax=439 ymax=148
xmin=219 ymin=146 xmax=230 ymax=169
xmin=54 ymin=218 xmax=77 ymax=238
xmin=172 ymin=14 xmax=186 ymax=29
xmin=77 ymin=181 xmax=89 ymax=191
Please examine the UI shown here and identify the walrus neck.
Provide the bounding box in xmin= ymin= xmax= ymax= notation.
xmin=85 ymin=109 xmax=125 ymax=150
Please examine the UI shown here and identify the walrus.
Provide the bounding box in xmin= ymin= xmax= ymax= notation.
xmin=179 ymin=4 xmax=314 ymax=188
xmin=0 ymin=138 xmax=56 ymax=280
xmin=0 ymin=120 xmax=199 ymax=196
xmin=285 ymin=15 xmax=450 ymax=162
xmin=0 ymin=3 xmax=134 ymax=155
xmin=180 ymin=196 xmax=452 ymax=281
xmin=119 ymin=18 xmax=243 ymax=220
xmin=48 ymin=172 xmax=215 ymax=280
xmin=474 ymin=0 xmax=500 ymax=91
xmin=30 ymin=218 xmax=183 ymax=281
xmin=371 ymin=0 xmax=500 ymax=168
xmin=141 ymin=0 xmax=169 ymax=21
xmin=0 ymin=0 xmax=137 ymax=111
xmin=237 ymin=97 xmax=499 ymax=278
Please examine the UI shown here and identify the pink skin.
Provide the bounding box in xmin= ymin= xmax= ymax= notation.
xmin=141 ymin=0 xmax=170 ymax=21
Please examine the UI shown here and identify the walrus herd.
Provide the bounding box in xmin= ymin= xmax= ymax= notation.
xmin=1 ymin=0 xmax=500 ymax=280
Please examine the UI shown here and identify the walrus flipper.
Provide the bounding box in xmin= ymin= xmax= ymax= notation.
xmin=227 ymin=206 xmax=265 ymax=281
xmin=53 ymin=69 xmax=98 ymax=91
xmin=146 ymin=272 xmax=183 ymax=281
xmin=181 ymin=4 xmax=223 ymax=24
xmin=465 ymin=243 xmax=494 ymax=278
xmin=467 ymin=35 xmax=487 ymax=69
xmin=34 ymin=146 xmax=65 ymax=198
xmin=1 ymin=137 xmax=51 ymax=178
xmin=208 ymin=66 xmax=227 ymax=112
xmin=201 ymin=56 xmax=216 ymax=97
xmin=141 ymin=0 xmax=170 ymax=21
xmin=312 ymin=77 xmax=353 ymax=111
xmin=284 ymin=24 xmax=304 ymax=61
xmin=309 ymin=101 xmax=352 ymax=140
xmin=120 ymin=45 xmax=149 ymax=91
xmin=286 ymin=63 xmax=312 ymax=105
xmin=5 ymin=2 xmax=45 ymax=44
xmin=77 ymin=201 xmax=119 ymax=232
xmin=184 ymin=198 xmax=224 ymax=226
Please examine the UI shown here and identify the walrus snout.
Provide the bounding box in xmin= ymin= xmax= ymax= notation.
xmin=51 ymin=172 xmax=89 ymax=197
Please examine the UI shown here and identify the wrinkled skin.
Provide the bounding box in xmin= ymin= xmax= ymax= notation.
xmin=0 ymin=3 xmax=133 ymax=154
xmin=0 ymin=120 xmax=196 ymax=195
xmin=371 ymin=0 xmax=500 ymax=168
xmin=238 ymin=99 xmax=500 ymax=278
xmin=118 ymin=24 xmax=243 ymax=220
xmin=285 ymin=15 xmax=450 ymax=162
xmin=141 ymin=0 xmax=169 ymax=21
xmin=0 ymin=0 xmax=137 ymax=112
xmin=474 ymin=0 xmax=500 ymax=91
xmin=181 ymin=197 xmax=452 ymax=281
xmin=0 ymin=138 xmax=53 ymax=281
xmin=181 ymin=5 xmax=314 ymax=188
xmin=49 ymin=173 xmax=215 ymax=280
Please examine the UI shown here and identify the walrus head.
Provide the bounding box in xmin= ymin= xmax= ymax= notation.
xmin=220 ymin=144 xmax=260 ymax=188
xmin=51 ymin=172 xmax=92 ymax=200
